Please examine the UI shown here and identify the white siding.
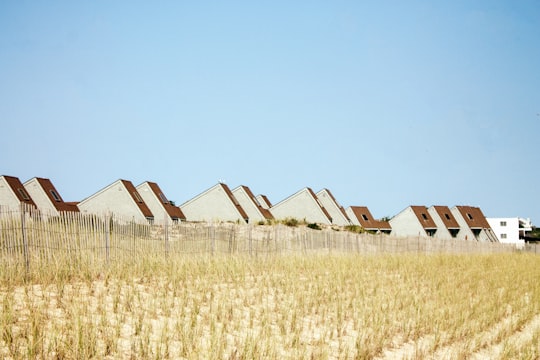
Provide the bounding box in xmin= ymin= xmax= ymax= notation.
xmin=345 ymin=207 xmax=361 ymax=226
xmin=427 ymin=206 xmax=455 ymax=240
xmin=0 ymin=177 xmax=20 ymax=212
xmin=450 ymin=208 xmax=475 ymax=241
xmin=449 ymin=207 xmax=497 ymax=242
xmin=136 ymin=182 xmax=169 ymax=224
xmin=389 ymin=207 xmax=427 ymax=237
xmin=180 ymin=184 xmax=246 ymax=223
xmin=315 ymin=189 xmax=350 ymax=226
xmin=78 ymin=180 xmax=148 ymax=222
xmin=232 ymin=187 xmax=265 ymax=224
xmin=23 ymin=178 xmax=58 ymax=216
xmin=270 ymin=188 xmax=332 ymax=225
xmin=255 ymin=195 xmax=271 ymax=209
xmin=487 ymin=217 xmax=522 ymax=245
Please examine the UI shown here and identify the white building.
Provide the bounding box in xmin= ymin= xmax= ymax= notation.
xmin=269 ymin=187 xmax=333 ymax=225
xmin=486 ymin=217 xmax=531 ymax=246
xmin=389 ymin=206 xmax=438 ymax=237
xmin=78 ymin=179 xmax=154 ymax=222
xmin=231 ymin=185 xmax=273 ymax=224
xmin=255 ymin=194 xmax=272 ymax=210
xmin=136 ymin=181 xmax=186 ymax=224
xmin=23 ymin=177 xmax=79 ymax=216
xmin=180 ymin=183 xmax=249 ymax=223
xmin=315 ymin=189 xmax=351 ymax=226
xmin=427 ymin=205 xmax=460 ymax=240
xmin=451 ymin=206 xmax=498 ymax=242
xmin=0 ymin=175 xmax=36 ymax=212
xmin=345 ymin=206 xmax=392 ymax=233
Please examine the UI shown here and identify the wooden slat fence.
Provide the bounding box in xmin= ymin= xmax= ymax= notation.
xmin=1 ymin=205 xmax=536 ymax=272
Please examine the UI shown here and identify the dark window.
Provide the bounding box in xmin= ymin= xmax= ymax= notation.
xmin=361 ymin=214 xmax=369 ymax=221
xmin=133 ymin=192 xmax=143 ymax=203
xmin=421 ymin=213 xmax=428 ymax=221
xmin=18 ymin=188 xmax=30 ymax=200
xmin=500 ymin=221 xmax=507 ymax=227
xmin=467 ymin=213 xmax=474 ymax=220
xmin=444 ymin=213 xmax=451 ymax=220
xmin=50 ymin=190 xmax=61 ymax=202
xmin=501 ymin=233 xmax=507 ymax=239
xmin=158 ymin=193 xmax=168 ymax=204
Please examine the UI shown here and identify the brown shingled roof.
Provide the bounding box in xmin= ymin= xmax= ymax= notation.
xmin=121 ymin=180 xmax=154 ymax=219
xmin=146 ymin=181 xmax=186 ymax=221
xmin=34 ymin=177 xmax=79 ymax=212
xmin=221 ymin=183 xmax=249 ymax=222
xmin=240 ymin=185 xmax=273 ymax=220
xmin=2 ymin=175 xmax=37 ymax=208
xmin=257 ymin=194 xmax=272 ymax=208
xmin=320 ymin=188 xmax=350 ymax=222
xmin=307 ymin=187 xmax=333 ymax=223
xmin=432 ymin=205 xmax=459 ymax=229
xmin=455 ymin=206 xmax=491 ymax=229
xmin=349 ymin=206 xmax=391 ymax=230
xmin=411 ymin=206 xmax=437 ymax=229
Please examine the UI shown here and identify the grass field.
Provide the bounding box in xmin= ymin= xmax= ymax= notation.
xmin=1 ymin=253 xmax=539 ymax=359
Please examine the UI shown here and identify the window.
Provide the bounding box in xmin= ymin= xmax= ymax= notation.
xmin=500 ymin=221 xmax=507 ymax=227
xmin=18 ymin=188 xmax=30 ymax=200
xmin=133 ymin=191 xmax=143 ymax=203
xmin=362 ymin=214 xmax=369 ymax=221
xmin=467 ymin=213 xmax=474 ymax=220
xmin=158 ymin=193 xmax=168 ymax=204
xmin=501 ymin=233 xmax=507 ymax=239
xmin=50 ymin=190 xmax=61 ymax=202
xmin=421 ymin=213 xmax=428 ymax=221
xmin=444 ymin=213 xmax=451 ymax=220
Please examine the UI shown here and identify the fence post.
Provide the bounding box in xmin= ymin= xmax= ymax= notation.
xmin=164 ymin=215 xmax=169 ymax=258
xmin=274 ymin=225 xmax=278 ymax=254
xmin=105 ymin=213 xmax=111 ymax=265
xmin=248 ymin=225 xmax=253 ymax=256
xmin=211 ymin=223 xmax=215 ymax=255
xmin=21 ymin=204 xmax=30 ymax=276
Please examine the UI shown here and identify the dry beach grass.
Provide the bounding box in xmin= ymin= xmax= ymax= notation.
xmin=1 ymin=253 xmax=539 ymax=359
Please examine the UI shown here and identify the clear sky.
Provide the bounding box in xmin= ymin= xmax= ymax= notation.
xmin=1 ymin=1 xmax=539 ymax=223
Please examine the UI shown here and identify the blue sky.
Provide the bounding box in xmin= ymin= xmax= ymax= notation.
xmin=1 ymin=1 xmax=539 ymax=222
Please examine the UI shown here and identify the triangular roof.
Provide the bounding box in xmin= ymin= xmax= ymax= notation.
xmin=180 ymin=183 xmax=249 ymax=223
xmin=430 ymin=205 xmax=459 ymax=230
xmin=0 ymin=175 xmax=37 ymax=208
xmin=232 ymin=185 xmax=273 ymax=221
xmin=255 ymin=194 xmax=272 ymax=209
xmin=221 ymin=183 xmax=249 ymax=221
xmin=138 ymin=181 xmax=186 ymax=221
xmin=24 ymin=177 xmax=79 ymax=213
xmin=78 ymin=179 xmax=154 ymax=220
xmin=410 ymin=205 xmax=437 ymax=230
xmin=121 ymin=180 xmax=154 ymax=219
xmin=316 ymin=188 xmax=350 ymax=226
xmin=453 ymin=205 xmax=491 ymax=229
xmin=347 ymin=206 xmax=391 ymax=231
xmin=270 ymin=187 xmax=333 ymax=224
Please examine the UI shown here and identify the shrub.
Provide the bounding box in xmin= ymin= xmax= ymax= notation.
xmin=282 ymin=217 xmax=299 ymax=227
xmin=307 ymin=223 xmax=322 ymax=230
xmin=344 ymin=225 xmax=365 ymax=234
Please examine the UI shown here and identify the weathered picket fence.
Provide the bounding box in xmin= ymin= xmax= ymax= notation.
xmin=0 ymin=205 xmax=534 ymax=272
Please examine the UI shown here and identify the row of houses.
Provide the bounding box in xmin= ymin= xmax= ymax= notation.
xmin=0 ymin=175 xmax=531 ymax=244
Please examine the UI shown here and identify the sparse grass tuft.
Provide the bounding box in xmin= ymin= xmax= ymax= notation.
xmin=1 ymin=253 xmax=539 ymax=359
